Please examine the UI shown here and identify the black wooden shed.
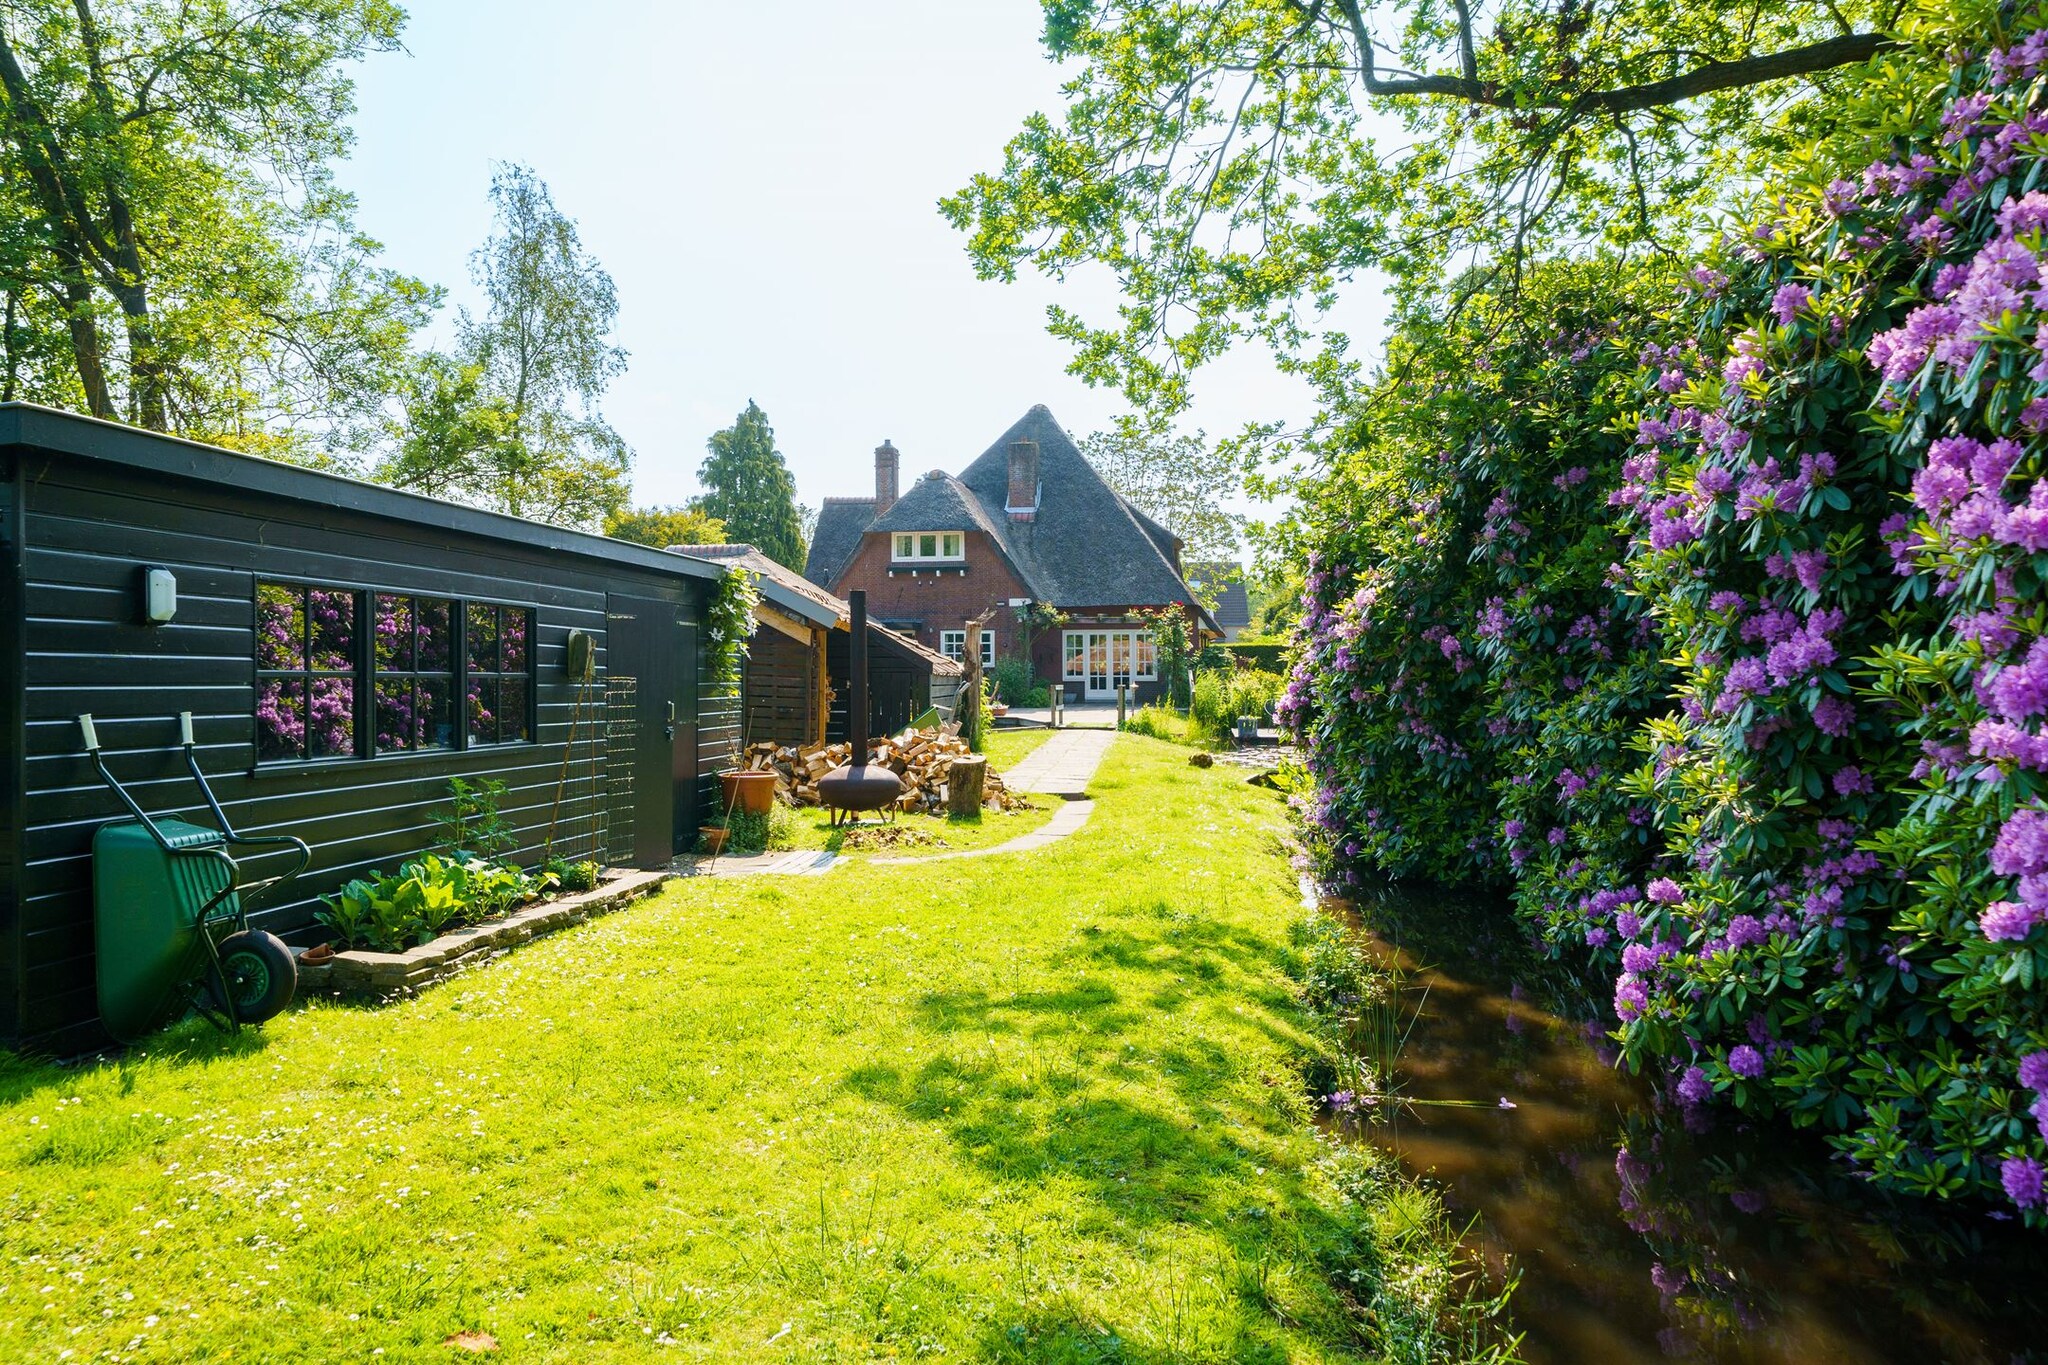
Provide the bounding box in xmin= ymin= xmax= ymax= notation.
xmin=0 ymin=404 xmax=728 ymax=1052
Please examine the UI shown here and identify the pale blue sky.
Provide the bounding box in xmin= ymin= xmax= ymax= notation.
xmin=336 ymin=2 xmax=1363 ymax=530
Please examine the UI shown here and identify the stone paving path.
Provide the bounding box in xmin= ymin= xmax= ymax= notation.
xmin=680 ymin=732 xmax=1117 ymax=878
xmin=870 ymin=798 xmax=1095 ymax=865
xmin=1000 ymin=729 xmax=1118 ymax=797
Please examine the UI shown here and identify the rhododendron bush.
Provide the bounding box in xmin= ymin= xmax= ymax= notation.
xmin=1284 ymin=262 xmax=1676 ymax=944
xmin=1286 ymin=5 xmax=2048 ymax=1218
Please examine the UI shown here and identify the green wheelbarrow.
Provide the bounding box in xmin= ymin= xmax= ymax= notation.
xmin=79 ymin=712 xmax=313 ymax=1043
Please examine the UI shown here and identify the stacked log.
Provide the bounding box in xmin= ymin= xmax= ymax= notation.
xmin=737 ymin=725 xmax=1029 ymax=814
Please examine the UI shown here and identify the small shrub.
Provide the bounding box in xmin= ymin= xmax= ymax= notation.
xmin=988 ymin=657 xmax=1049 ymax=707
xmin=1189 ymin=671 xmax=1229 ymax=737
xmin=724 ymin=808 xmax=771 ymax=855
xmin=544 ymin=856 xmax=601 ymax=894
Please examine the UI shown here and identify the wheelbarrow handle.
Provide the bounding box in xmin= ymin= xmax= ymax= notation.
xmin=179 ymin=745 xmax=313 ymax=904
xmin=79 ymin=714 xmax=185 ymax=851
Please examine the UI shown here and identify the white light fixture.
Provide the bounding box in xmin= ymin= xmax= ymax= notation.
xmin=143 ymin=567 xmax=177 ymax=624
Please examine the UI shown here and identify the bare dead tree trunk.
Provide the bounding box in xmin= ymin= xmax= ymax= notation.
xmin=958 ymin=609 xmax=995 ymax=747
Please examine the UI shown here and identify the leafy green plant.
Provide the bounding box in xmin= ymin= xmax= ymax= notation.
xmin=317 ymin=852 xmax=544 ymax=951
xmin=987 ymin=657 xmax=1048 ymax=708
xmin=1141 ymin=604 xmax=1196 ymax=706
xmin=705 ymin=563 xmax=759 ymax=693
xmin=431 ymin=777 xmax=516 ymax=861
xmin=544 ymin=856 xmax=600 ymax=894
xmin=1189 ymin=671 xmax=1228 ymax=737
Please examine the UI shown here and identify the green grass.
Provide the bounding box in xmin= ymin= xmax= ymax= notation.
xmin=981 ymin=728 xmax=1053 ymax=769
xmin=0 ymin=736 xmax=1506 ymax=1364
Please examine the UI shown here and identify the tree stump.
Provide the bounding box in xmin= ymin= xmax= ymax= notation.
xmin=947 ymin=755 xmax=988 ymax=816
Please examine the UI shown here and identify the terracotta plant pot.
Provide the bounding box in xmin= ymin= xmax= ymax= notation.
xmin=298 ymin=942 xmax=336 ymax=966
xmin=720 ymin=770 xmax=777 ymax=816
xmin=700 ymin=826 xmax=729 ymax=854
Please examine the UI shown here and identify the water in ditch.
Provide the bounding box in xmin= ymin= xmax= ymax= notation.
xmin=1317 ymin=882 xmax=2048 ymax=1365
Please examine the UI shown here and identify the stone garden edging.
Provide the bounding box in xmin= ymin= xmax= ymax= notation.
xmin=298 ymin=869 xmax=669 ymax=1001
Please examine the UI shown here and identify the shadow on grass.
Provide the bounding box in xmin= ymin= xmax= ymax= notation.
xmin=0 ymin=1011 xmax=273 ymax=1108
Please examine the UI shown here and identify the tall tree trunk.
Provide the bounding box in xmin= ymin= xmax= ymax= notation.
xmin=2 ymin=290 xmax=16 ymax=402
xmin=72 ymin=0 xmax=165 ymax=430
xmin=111 ymin=279 xmax=164 ymax=429
xmin=57 ymin=257 xmax=112 ymax=418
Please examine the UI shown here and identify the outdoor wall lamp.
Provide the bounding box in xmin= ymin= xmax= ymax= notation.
xmin=141 ymin=566 xmax=177 ymax=624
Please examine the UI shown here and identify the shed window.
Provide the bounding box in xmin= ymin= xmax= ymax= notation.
xmin=256 ymin=583 xmax=360 ymax=762
xmin=374 ymin=594 xmax=456 ymax=751
xmin=254 ymin=580 xmax=538 ymax=764
xmin=466 ymin=603 xmax=535 ymax=745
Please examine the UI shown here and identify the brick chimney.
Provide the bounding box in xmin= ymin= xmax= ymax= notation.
xmin=874 ymin=439 xmax=899 ymax=514
xmin=1005 ymin=438 xmax=1039 ymax=521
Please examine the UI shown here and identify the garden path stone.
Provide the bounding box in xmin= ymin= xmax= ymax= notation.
xmin=999 ymin=729 xmax=1117 ymax=797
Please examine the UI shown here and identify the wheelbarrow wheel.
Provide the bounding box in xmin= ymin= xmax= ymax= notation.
xmin=206 ymin=930 xmax=296 ymax=1024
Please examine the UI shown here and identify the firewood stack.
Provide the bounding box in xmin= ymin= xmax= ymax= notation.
xmin=737 ymin=725 xmax=1029 ymax=814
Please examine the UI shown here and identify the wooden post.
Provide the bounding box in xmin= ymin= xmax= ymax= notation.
xmin=1117 ymin=685 xmax=1127 ymax=727
xmin=947 ymin=755 xmax=987 ymax=816
xmin=812 ymin=625 xmax=830 ymax=747
xmin=959 ymin=608 xmax=995 ymax=747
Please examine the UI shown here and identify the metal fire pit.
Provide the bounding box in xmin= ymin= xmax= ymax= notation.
xmin=818 ymin=589 xmax=905 ymax=826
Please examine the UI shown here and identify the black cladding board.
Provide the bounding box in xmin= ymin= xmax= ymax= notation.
xmin=0 ymin=417 xmax=715 ymax=1051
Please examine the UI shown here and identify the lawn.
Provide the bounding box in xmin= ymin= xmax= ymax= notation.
xmin=0 ymin=735 xmax=1492 ymax=1363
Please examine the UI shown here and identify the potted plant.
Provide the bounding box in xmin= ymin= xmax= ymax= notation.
xmin=719 ymin=768 xmax=778 ymax=815
xmin=699 ymin=819 xmax=729 ymax=855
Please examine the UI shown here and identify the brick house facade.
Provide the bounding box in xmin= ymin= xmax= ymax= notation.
xmin=804 ymin=406 xmax=1216 ymax=705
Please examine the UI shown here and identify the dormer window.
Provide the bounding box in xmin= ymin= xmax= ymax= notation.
xmin=894 ymin=532 xmax=963 ymax=561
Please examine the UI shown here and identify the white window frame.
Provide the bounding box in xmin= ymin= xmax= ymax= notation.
xmin=893 ymin=531 xmax=964 ymax=562
xmin=979 ymin=630 xmax=996 ymax=667
xmin=940 ymin=629 xmax=966 ymax=662
xmin=1061 ymin=629 xmax=1157 ymax=694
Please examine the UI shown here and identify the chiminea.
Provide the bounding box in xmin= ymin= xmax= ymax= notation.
xmin=817 ymin=590 xmax=905 ymax=825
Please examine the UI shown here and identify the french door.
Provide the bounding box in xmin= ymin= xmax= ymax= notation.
xmin=1068 ymin=629 xmax=1155 ymax=700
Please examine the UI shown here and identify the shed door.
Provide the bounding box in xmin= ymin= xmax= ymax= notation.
xmin=605 ymin=595 xmax=686 ymax=869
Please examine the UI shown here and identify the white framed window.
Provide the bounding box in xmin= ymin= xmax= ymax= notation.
xmin=893 ymin=531 xmax=964 ymax=561
xmin=1062 ymin=628 xmax=1157 ymax=692
xmin=980 ymin=630 xmax=996 ymax=666
xmin=940 ymin=629 xmax=966 ymax=662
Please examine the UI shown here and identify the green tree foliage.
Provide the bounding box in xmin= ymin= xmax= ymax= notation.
xmin=694 ymin=399 xmax=806 ymax=570
xmin=376 ymin=164 xmax=630 ymax=529
xmin=604 ymin=504 xmax=726 ymax=548
xmin=948 ymin=0 xmax=1891 ymax=425
xmin=1080 ymin=419 xmax=1246 ymax=562
xmin=0 ymin=0 xmax=433 ymax=456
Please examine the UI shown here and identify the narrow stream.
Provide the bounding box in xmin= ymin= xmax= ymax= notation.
xmin=1318 ymin=883 xmax=2048 ymax=1365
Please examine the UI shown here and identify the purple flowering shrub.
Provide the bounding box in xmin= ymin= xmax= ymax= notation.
xmin=1612 ymin=16 xmax=2048 ymax=1216
xmin=1284 ymin=266 xmax=1674 ymax=919
xmin=1289 ymin=6 xmax=2048 ymax=1217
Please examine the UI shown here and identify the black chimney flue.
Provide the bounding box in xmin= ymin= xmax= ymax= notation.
xmin=815 ymin=588 xmax=905 ymax=824
xmin=849 ymin=588 xmax=871 ymax=764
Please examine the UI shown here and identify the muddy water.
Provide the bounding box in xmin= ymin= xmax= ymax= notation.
xmin=1324 ymin=889 xmax=2048 ymax=1365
